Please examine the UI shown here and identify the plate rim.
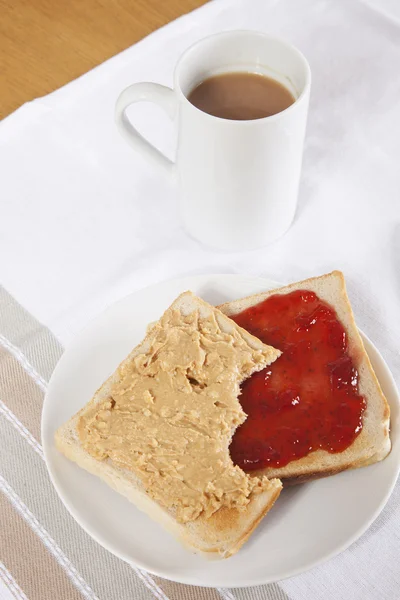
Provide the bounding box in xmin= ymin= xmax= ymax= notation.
xmin=41 ymin=273 xmax=400 ymax=587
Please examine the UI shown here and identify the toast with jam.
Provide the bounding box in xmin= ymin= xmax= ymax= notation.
xmin=219 ymin=271 xmax=391 ymax=484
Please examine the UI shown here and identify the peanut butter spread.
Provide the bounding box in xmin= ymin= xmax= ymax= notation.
xmin=78 ymin=305 xmax=275 ymax=523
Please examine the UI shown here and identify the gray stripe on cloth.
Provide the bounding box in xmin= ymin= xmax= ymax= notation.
xmin=0 ymin=348 xmax=44 ymax=441
xmin=232 ymin=584 xmax=291 ymax=600
xmin=153 ymin=578 xmax=222 ymax=600
xmin=0 ymin=286 xmax=63 ymax=385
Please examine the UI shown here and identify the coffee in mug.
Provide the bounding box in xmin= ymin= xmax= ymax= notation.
xmin=187 ymin=72 xmax=295 ymax=120
xmin=115 ymin=31 xmax=311 ymax=250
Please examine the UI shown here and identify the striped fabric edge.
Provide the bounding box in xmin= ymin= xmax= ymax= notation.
xmin=0 ymin=475 xmax=100 ymax=600
xmin=0 ymin=562 xmax=29 ymax=600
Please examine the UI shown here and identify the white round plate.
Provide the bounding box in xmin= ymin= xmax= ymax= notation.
xmin=42 ymin=274 xmax=400 ymax=587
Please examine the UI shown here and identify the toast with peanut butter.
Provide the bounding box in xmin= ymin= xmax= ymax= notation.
xmin=219 ymin=271 xmax=391 ymax=484
xmin=55 ymin=292 xmax=282 ymax=558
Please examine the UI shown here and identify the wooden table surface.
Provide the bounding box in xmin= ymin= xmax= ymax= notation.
xmin=0 ymin=0 xmax=207 ymax=119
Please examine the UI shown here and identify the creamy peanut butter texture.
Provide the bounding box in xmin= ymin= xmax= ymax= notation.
xmin=78 ymin=305 xmax=276 ymax=523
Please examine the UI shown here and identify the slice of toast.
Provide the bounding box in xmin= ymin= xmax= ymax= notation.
xmin=55 ymin=292 xmax=282 ymax=558
xmin=219 ymin=271 xmax=391 ymax=484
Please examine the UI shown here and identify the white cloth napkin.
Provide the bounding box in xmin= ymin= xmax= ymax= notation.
xmin=1 ymin=0 xmax=400 ymax=598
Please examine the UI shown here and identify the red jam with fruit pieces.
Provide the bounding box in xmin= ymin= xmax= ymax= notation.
xmin=230 ymin=290 xmax=366 ymax=471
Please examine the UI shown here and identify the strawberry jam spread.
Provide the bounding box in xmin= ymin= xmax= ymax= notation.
xmin=229 ymin=290 xmax=366 ymax=471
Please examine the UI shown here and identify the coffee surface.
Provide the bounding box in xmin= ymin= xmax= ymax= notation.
xmin=188 ymin=71 xmax=295 ymax=120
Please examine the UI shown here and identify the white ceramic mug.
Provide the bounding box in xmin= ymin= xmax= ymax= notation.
xmin=115 ymin=31 xmax=311 ymax=251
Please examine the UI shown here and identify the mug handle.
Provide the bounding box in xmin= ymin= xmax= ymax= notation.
xmin=115 ymin=83 xmax=177 ymax=176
